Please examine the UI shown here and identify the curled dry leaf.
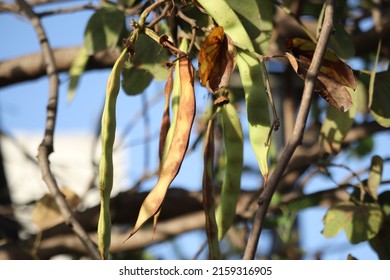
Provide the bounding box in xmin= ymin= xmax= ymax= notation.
xmin=126 ymin=56 xmax=196 ymax=240
xmin=198 ymin=26 xmax=237 ymax=93
xmin=285 ymin=38 xmax=357 ymax=112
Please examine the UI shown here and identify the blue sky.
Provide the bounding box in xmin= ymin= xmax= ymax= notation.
xmin=1 ymin=0 xmax=388 ymax=260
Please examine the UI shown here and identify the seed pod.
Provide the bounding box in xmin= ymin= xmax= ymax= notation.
xmin=127 ymin=55 xmax=196 ymax=239
xmin=216 ymin=103 xmax=243 ymax=240
xmin=202 ymin=114 xmax=221 ymax=259
xmin=98 ymin=48 xmax=128 ymax=259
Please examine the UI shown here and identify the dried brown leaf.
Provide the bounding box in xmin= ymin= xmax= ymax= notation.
xmin=198 ymin=26 xmax=237 ymax=93
xmin=285 ymin=38 xmax=356 ymax=112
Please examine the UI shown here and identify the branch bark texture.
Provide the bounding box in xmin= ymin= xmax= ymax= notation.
xmin=243 ymin=0 xmax=336 ymax=260
xmin=15 ymin=0 xmax=100 ymax=260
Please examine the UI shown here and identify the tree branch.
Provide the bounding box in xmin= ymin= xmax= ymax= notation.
xmin=15 ymin=0 xmax=100 ymax=260
xmin=243 ymin=0 xmax=336 ymax=260
xmin=0 ymin=47 xmax=121 ymax=87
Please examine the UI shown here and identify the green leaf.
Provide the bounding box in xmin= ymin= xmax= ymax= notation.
xmin=351 ymin=136 xmax=374 ymax=158
xmin=84 ymin=6 xmax=125 ymax=54
xmin=359 ymin=70 xmax=390 ymax=127
xmin=129 ymin=33 xmax=169 ymax=81
xmin=368 ymin=40 xmax=381 ymax=108
xmin=226 ymin=0 xmax=261 ymax=45
xmin=196 ymin=0 xmax=253 ymax=49
xmin=355 ymin=79 xmax=368 ymax=115
xmin=323 ymin=202 xmax=383 ymax=244
xmin=123 ymin=0 xmax=141 ymax=7
xmin=197 ymin=0 xmax=271 ymax=179
xmin=322 ymin=203 xmax=350 ymax=238
xmin=254 ymin=0 xmax=273 ymax=54
xmin=121 ymin=64 xmax=154 ymax=95
xmin=320 ymin=87 xmax=358 ymax=154
xmin=328 ymin=22 xmax=355 ymax=60
xmin=369 ymin=71 xmax=390 ymax=127
xmin=369 ymin=220 xmax=390 ymax=260
xmin=362 ymin=40 xmax=390 ymax=127
xmin=378 ymin=191 xmax=390 ymax=216
xmin=67 ymin=47 xmax=90 ymax=102
xmin=283 ymin=190 xmax=330 ymax=212
xmin=367 ymin=155 xmax=383 ymax=200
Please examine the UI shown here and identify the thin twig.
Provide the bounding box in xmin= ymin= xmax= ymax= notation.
xmin=176 ymin=10 xmax=203 ymax=53
xmin=15 ymin=0 xmax=100 ymax=260
xmin=243 ymin=0 xmax=335 ymax=260
xmin=36 ymin=3 xmax=98 ymax=17
xmin=147 ymin=1 xmax=172 ymax=28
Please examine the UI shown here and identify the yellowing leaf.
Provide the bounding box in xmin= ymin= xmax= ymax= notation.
xmin=367 ymin=155 xmax=384 ymax=200
xmin=198 ymin=26 xmax=237 ymax=93
xmin=32 ymin=187 xmax=80 ymax=230
xmin=285 ymin=38 xmax=357 ymax=112
xmin=67 ymin=47 xmax=90 ymax=102
xmin=323 ymin=202 xmax=383 ymax=244
xmin=320 ymin=86 xmax=358 ymax=154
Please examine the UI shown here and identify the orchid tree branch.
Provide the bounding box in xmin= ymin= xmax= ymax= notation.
xmin=15 ymin=0 xmax=100 ymax=260
xmin=243 ymin=0 xmax=335 ymax=260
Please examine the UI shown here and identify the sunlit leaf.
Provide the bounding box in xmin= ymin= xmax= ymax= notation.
xmin=197 ymin=0 xmax=254 ymax=49
xmin=84 ymin=6 xmax=126 ymax=54
xmin=285 ymin=38 xmax=357 ymax=112
xmin=320 ymin=87 xmax=357 ymax=154
xmin=355 ymin=79 xmax=369 ymax=115
xmin=197 ymin=0 xmax=271 ymax=180
xmin=67 ymin=47 xmax=90 ymax=102
xmin=254 ymin=0 xmax=273 ymax=54
xmin=368 ymin=40 xmax=381 ymax=108
xmin=235 ymin=50 xmax=271 ymax=180
xmin=198 ymin=26 xmax=237 ymax=93
xmin=358 ymin=69 xmax=390 ymax=127
xmin=226 ymin=0 xmax=261 ymax=41
xmin=323 ymin=202 xmax=383 ymax=244
xmin=378 ymin=191 xmax=390 ymax=216
xmin=369 ymin=207 xmax=390 ymax=260
xmin=370 ymin=192 xmax=390 ymax=259
xmin=130 ymin=33 xmax=169 ymax=81
xmin=369 ymin=71 xmax=390 ymax=127
xmin=367 ymin=155 xmax=383 ymax=200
